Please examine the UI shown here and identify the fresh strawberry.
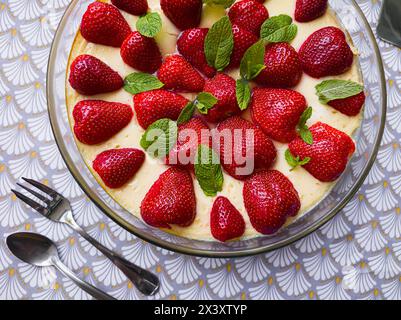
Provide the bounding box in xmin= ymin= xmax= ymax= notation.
xmin=111 ymin=0 xmax=148 ymax=16
xmin=166 ymin=117 xmax=211 ymax=169
xmin=203 ymin=73 xmax=241 ymax=123
xmin=134 ymin=89 xmax=189 ymax=129
xmin=80 ymin=2 xmax=131 ymax=47
xmin=140 ymin=167 xmax=196 ymax=228
xmin=210 ymin=196 xmax=245 ymax=242
xmin=250 ymin=88 xmax=307 ymax=143
xmin=177 ymin=28 xmax=216 ymax=78
xmin=288 ymin=122 xmax=355 ymax=182
xmin=217 ymin=116 xmax=277 ymax=180
xmin=157 ymin=55 xmax=205 ymax=92
xmin=120 ymin=31 xmax=162 ymax=73
xmin=93 ymin=148 xmax=145 ymax=188
xmin=243 ymin=170 xmax=301 ymax=235
xmin=299 ymin=27 xmax=354 ymax=78
xmin=73 ymin=100 xmax=133 ymax=145
xmin=295 ymin=0 xmax=328 ymax=22
xmin=328 ymin=92 xmax=366 ymax=116
xmin=228 ymin=0 xmax=269 ymax=36
xmin=255 ymin=42 xmax=303 ymax=88
xmin=161 ymin=0 xmax=202 ymax=31
xmin=228 ymin=24 xmax=258 ymax=69
xmin=69 ymin=55 xmax=123 ymax=95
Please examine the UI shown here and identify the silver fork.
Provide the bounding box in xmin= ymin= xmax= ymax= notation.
xmin=12 ymin=177 xmax=160 ymax=296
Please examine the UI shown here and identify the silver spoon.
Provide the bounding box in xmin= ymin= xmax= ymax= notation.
xmin=6 ymin=232 xmax=115 ymax=300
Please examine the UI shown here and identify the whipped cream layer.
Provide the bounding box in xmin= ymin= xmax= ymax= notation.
xmin=66 ymin=0 xmax=362 ymax=241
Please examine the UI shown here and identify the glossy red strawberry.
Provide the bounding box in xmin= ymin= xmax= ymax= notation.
xmin=295 ymin=0 xmax=328 ymax=22
xmin=80 ymin=2 xmax=131 ymax=47
xmin=73 ymin=100 xmax=133 ymax=145
xmin=255 ymin=43 xmax=303 ymax=88
xmin=203 ymin=73 xmax=241 ymax=123
xmin=120 ymin=32 xmax=162 ymax=73
xmin=93 ymin=148 xmax=145 ymax=189
xmin=140 ymin=167 xmax=196 ymax=228
xmin=250 ymin=88 xmax=307 ymax=143
xmin=243 ymin=170 xmax=301 ymax=235
xmin=210 ymin=196 xmax=245 ymax=242
xmin=111 ymin=0 xmax=148 ymax=16
xmin=161 ymin=0 xmax=202 ymax=30
xmin=228 ymin=0 xmax=269 ymax=36
xmin=299 ymin=27 xmax=354 ymax=78
xmin=134 ymin=89 xmax=189 ymax=129
xmin=166 ymin=117 xmax=211 ymax=169
xmin=177 ymin=28 xmax=216 ymax=78
xmin=288 ymin=122 xmax=355 ymax=182
xmin=69 ymin=55 xmax=123 ymax=95
xmin=328 ymin=92 xmax=366 ymax=116
xmin=228 ymin=24 xmax=258 ymax=69
xmin=217 ymin=116 xmax=277 ymax=180
xmin=157 ymin=55 xmax=205 ymax=92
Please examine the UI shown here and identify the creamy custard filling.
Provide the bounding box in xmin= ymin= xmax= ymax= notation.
xmin=66 ymin=0 xmax=362 ymax=241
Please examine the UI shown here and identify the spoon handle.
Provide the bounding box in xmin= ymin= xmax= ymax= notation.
xmin=53 ymin=259 xmax=115 ymax=300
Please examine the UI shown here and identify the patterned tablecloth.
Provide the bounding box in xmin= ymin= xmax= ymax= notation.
xmin=0 ymin=0 xmax=400 ymax=300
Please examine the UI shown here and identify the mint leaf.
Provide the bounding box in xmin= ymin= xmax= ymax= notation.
xmin=204 ymin=16 xmax=234 ymax=71
xmin=140 ymin=119 xmax=177 ymax=159
xmin=136 ymin=12 xmax=162 ymax=38
xmin=124 ymin=72 xmax=164 ymax=94
xmin=202 ymin=0 xmax=235 ymax=8
xmin=297 ymin=107 xmax=313 ymax=145
xmin=260 ymin=15 xmax=298 ymax=43
xmin=240 ymin=40 xmax=266 ymax=80
xmin=315 ymin=80 xmax=364 ymax=104
xmin=236 ymin=79 xmax=251 ymax=110
xmin=196 ymin=92 xmax=218 ymax=114
xmin=177 ymin=102 xmax=196 ymax=125
xmin=285 ymin=149 xmax=311 ymax=171
xmin=195 ymin=145 xmax=224 ymax=197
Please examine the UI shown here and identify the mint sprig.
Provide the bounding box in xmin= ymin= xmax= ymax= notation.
xmin=202 ymin=0 xmax=235 ymax=8
xmin=260 ymin=15 xmax=298 ymax=43
xmin=140 ymin=119 xmax=177 ymax=159
xmin=285 ymin=149 xmax=311 ymax=171
xmin=315 ymin=80 xmax=364 ymax=104
xmin=204 ymin=16 xmax=234 ymax=71
xmin=297 ymin=107 xmax=313 ymax=145
xmin=177 ymin=92 xmax=218 ymax=125
xmin=124 ymin=72 xmax=164 ymax=95
xmin=195 ymin=145 xmax=224 ymax=197
xmin=136 ymin=12 xmax=162 ymax=38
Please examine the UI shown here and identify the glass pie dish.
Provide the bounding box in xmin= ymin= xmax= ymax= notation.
xmin=47 ymin=0 xmax=386 ymax=257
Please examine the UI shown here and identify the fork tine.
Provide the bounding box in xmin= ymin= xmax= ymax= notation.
xmin=16 ymin=183 xmax=51 ymax=205
xmin=21 ymin=177 xmax=60 ymax=198
xmin=12 ymin=189 xmax=49 ymax=216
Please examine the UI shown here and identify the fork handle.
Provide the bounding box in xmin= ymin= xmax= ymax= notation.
xmin=64 ymin=214 xmax=160 ymax=296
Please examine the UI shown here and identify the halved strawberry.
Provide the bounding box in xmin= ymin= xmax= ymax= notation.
xmin=328 ymin=92 xmax=366 ymax=116
xmin=210 ymin=196 xmax=245 ymax=242
xmin=228 ymin=24 xmax=258 ymax=69
xmin=157 ymin=55 xmax=205 ymax=92
xmin=243 ymin=170 xmax=300 ymax=235
xmin=134 ymin=89 xmax=189 ymax=129
xmin=121 ymin=32 xmax=162 ymax=73
xmin=288 ymin=122 xmax=355 ymax=182
xmin=295 ymin=0 xmax=328 ymax=22
xmin=228 ymin=0 xmax=269 ymax=36
xmin=250 ymin=88 xmax=307 ymax=143
xmin=111 ymin=0 xmax=148 ymax=16
xmin=161 ymin=0 xmax=202 ymax=30
xmin=217 ymin=116 xmax=277 ymax=180
xmin=255 ymin=42 xmax=303 ymax=88
xmin=140 ymin=167 xmax=196 ymax=228
xmin=80 ymin=2 xmax=131 ymax=47
xmin=93 ymin=148 xmax=145 ymax=188
xmin=73 ymin=100 xmax=133 ymax=145
xmin=177 ymin=28 xmax=216 ymax=78
xmin=69 ymin=55 xmax=123 ymax=96
xmin=203 ymin=73 xmax=241 ymax=123
xmin=299 ymin=27 xmax=354 ymax=78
